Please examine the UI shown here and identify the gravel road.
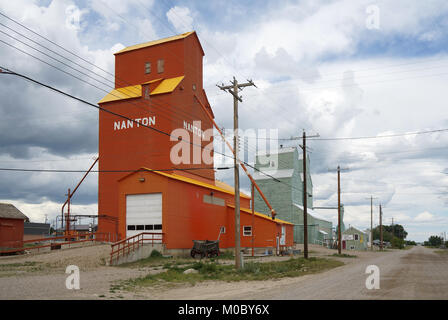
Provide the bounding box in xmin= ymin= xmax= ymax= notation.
xmin=0 ymin=244 xmax=446 ymax=299
xmin=227 ymin=245 xmax=448 ymax=300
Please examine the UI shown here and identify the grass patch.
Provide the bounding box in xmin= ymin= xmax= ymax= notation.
xmin=330 ymin=253 xmax=357 ymax=258
xmin=434 ymin=249 xmax=448 ymax=255
xmin=116 ymin=250 xmax=176 ymax=268
xmin=0 ymin=261 xmax=44 ymax=276
xmin=116 ymin=257 xmax=343 ymax=290
xmin=215 ymin=251 xmax=234 ymax=260
xmin=0 ymin=261 xmax=39 ymax=268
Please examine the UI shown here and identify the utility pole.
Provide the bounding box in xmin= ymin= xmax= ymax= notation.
xmin=218 ymin=77 xmax=256 ymax=269
xmin=366 ymin=196 xmax=378 ymax=251
xmin=251 ymin=182 xmax=255 ymax=257
xmin=302 ymin=131 xmax=308 ymax=259
xmin=337 ymin=167 xmax=341 ymax=254
xmin=329 ymin=166 xmax=348 ymax=254
xmin=379 ymin=204 xmax=383 ymax=251
xmin=299 ymin=131 xmax=319 ymax=259
xmin=370 ymin=196 xmax=373 ymax=251
xmin=66 ymin=188 xmax=71 ymax=237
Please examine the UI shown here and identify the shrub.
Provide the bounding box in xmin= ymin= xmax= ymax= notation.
xmin=150 ymin=249 xmax=163 ymax=258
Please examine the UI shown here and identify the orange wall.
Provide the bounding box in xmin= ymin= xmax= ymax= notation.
xmin=98 ymin=34 xmax=215 ymax=237
xmin=0 ymin=218 xmax=24 ymax=249
xmin=117 ymin=170 xmax=292 ymax=249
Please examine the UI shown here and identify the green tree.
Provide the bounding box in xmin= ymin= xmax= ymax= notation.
xmin=372 ymin=226 xmax=393 ymax=242
xmin=373 ymin=224 xmax=408 ymax=241
xmin=427 ymin=235 xmax=443 ymax=247
xmin=392 ymin=237 xmax=405 ymax=249
xmin=391 ymin=224 xmax=407 ymax=239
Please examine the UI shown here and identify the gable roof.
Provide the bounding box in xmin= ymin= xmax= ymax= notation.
xmin=119 ymin=168 xmax=251 ymax=199
xmin=226 ymin=204 xmax=293 ymax=226
xmin=98 ymin=76 xmax=185 ymax=104
xmin=343 ymin=226 xmax=367 ymax=234
xmin=0 ymin=203 xmax=29 ymax=220
xmin=114 ymin=31 xmax=203 ymax=55
xmin=293 ymin=203 xmax=331 ymax=223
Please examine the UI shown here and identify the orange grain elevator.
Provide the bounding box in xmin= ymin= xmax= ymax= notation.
xmin=97 ymin=31 xmax=293 ymax=251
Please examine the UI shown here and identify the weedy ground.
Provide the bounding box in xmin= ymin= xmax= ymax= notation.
xmin=330 ymin=253 xmax=358 ymax=258
xmin=110 ymin=256 xmax=343 ymax=292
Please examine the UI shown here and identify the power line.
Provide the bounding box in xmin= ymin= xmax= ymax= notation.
xmin=0 ymin=13 xmax=214 ymax=128
xmin=215 ymin=128 xmax=448 ymax=142
xmin=0 ymin=167 xmax=232 ymax=173
xmin=0 ymin=33 xmax=211 ymax=128
xmin=232 ymin=59 xmax=448 ymax=95
xmin=0 ymin=66 xmax=235 ymax=163
xmin=91 ymin=3 xmax=303 ymax=143
xmin=0 ymin=25 xmax=223 ymax=134
xmin=307 ymin=128 xmax=448 ymax=141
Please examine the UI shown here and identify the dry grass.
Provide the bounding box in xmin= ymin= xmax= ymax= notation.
xmin=113 ymin=257 xmax=344 ymax=291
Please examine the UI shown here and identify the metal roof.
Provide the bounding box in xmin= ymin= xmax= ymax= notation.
xmin=253 ymin=169 xmax=294 ymax=180
xmin=343 ymin=226 xmax=367 ymax=235
xmin=293 ymin=203 xmax=331 ymax=223
xmin=126 ymin=168 xmax=251 ymax=199
xmin=114 ymin=31 xmax=195 ymax=55
xmin=98 ymin=85 xmax=141 ymax=104
xmin=151 ymin=76 xmax=184 ymax=95
xmin=0 ymin=203 xmax=29 ymax=220
xmin=24 ymin=222 xmax=50 ymax=235
xmin=227 ymin=204 xmax=294 ymax=225
xmin=98 ymin=76 xmax=185 ymax=104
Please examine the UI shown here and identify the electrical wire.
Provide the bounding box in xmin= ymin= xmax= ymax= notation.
xmin=0 ymin=65 xmax=234 ymax=163
xmin=0 ymin=167 xmax=232 ymax=173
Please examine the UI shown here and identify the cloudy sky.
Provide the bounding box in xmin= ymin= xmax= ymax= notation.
xmin=0 ymin=0 xmax=447 ymax=241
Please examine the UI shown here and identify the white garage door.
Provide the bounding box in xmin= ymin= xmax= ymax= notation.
xmin=126 ymin=193 xmax=162 ymax=239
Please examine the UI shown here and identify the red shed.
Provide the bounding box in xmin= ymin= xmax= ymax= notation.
xmin=0 ymin=203 xmax=29 ymax=250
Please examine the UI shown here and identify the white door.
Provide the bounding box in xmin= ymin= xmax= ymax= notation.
xmin=280 ymin=225 xmax=286 ymax=245
xmin=126 ymin=193 xmax=162 ymax=239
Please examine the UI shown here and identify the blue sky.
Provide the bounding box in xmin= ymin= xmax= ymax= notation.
xmin=1 ymin=0 xmax=448 ymax=241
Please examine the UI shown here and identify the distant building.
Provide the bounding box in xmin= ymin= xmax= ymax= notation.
xmin=23 ymin=222 xmax=51 ymax=241
xmin=253 ymin=146 xmax=333 ymax=244
xmin=342 ymin=226 xmax=369 ymax=250
xmin=0 ymin=203 xmax=29 ymax=250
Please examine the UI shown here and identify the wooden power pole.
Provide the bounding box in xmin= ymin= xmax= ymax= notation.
xmin=367 ymin=196 xmax=378 ymax=251
xmin=329 ymin=166 xmax=348 ymax=254
xmin=300 ymin=131 xmax=319 ymax=259
xmin=302 ymin=131 xmax=308 ymax=259
xmin=218 ymin=77 xmax=256 ymax=269
xmin=337 ymin=166 xmax=341 ymax=254
xmin=379 ymin=204 xmax=383 ymax=251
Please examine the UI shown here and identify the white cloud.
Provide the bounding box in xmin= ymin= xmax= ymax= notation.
xmin=1 ymin=0 xmax=448 ymax=243
xmin=414 ymin=211 xmax=435 ymax=222
xmin=166 ymin=6 xmax=194 ymax=33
